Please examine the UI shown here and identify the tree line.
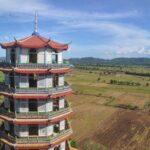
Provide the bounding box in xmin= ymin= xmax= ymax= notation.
xmin=109 ymin=80 xmax=141 ymax=86
xmin=125 ymin=71 xmax=150 ymax=77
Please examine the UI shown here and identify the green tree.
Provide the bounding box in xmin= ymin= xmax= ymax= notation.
xmin=70 ymin=140 xmax=77 ymax=148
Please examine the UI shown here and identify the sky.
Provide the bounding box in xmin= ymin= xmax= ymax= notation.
xmin=0 ymin=0 xmax=150 ymax=59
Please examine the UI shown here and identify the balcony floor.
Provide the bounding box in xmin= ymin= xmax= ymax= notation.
xmin=0 ymin=129 xmax=73 ymax=149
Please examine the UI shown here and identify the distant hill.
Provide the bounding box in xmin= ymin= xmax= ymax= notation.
xmin=69 ymin=57 xmax=150 ymax=66
xmin=0 ymin=56 xmax=149 ymax=66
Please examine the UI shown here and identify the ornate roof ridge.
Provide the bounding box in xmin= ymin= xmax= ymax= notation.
xmin=0 ymin=34 xmax=69 ymax=51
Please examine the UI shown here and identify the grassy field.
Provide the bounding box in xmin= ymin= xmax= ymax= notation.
xmin=67 ymin=68 xmax=150 ymax=150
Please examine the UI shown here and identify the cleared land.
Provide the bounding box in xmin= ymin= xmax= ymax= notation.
xmin=93 ymin=110 xmax=150 ymax=150
xmin=67 ymin=69 xmax=150 ymax=150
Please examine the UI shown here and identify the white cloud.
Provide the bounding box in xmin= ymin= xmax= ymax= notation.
xmin=0 ymin=0 xmax=149 ymax=58
xmin=0 ymin=0 xmax=138 ymax=21
xmin=0 ymin=0 xmax=48 ymax=14
xmin=61 ymin=19 xmax=150 ymax=57
xmin=66 ymin=21 xmax=150 ymax=57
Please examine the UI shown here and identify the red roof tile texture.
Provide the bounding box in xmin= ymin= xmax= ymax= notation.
xmin=0 ymin=68 xmax=71 ymax=74
xmin=0 ymin=111 xmax=73 ymax=125
xmin=0 ymin=90 xmax=72 ymax=99
xmin=1 ymin=35 xmax=68 ymax=51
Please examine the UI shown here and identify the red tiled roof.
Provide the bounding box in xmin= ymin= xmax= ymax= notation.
xmin=0 ymin=67 xmax=71 ymax=74
xmin=0 ymin=90 xmax=72 ymax=99
xmin=0 ymin=111 xmax=73 ymax=125
xmin=0 ymin=35 xmax=68 ymax=52
xmin=15 ymin=68 xmax=71 ymax=74
xmin=0 ymin=132 xmax=72 ymax=149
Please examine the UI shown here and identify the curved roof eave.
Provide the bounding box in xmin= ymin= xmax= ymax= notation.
xmin=0 ymin=34 xmax=69 ymax=52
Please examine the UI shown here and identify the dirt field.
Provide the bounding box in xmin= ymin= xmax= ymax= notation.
xmin=69 ymin=94 xmax=150 ymax=150
xmin=88 ymin=110 xmax=150 ymax=150
xmin=69 ymin=95 xmax=117 ymax=143
xmin=67 ymin=69 xmax=150 ymax=150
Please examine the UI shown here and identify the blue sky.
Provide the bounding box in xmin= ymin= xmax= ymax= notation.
xmin=0 ymin=0 xmax=150 ymax=58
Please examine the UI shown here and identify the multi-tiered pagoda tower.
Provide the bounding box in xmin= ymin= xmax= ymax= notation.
xmin=0 ymin=14 xmax=73 ymax=150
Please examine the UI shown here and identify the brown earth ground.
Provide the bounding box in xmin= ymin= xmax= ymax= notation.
xmin=69 ymin=94 xmax=150 ymax=150
xmin=82 ymin=110 xmax=150 ymax=150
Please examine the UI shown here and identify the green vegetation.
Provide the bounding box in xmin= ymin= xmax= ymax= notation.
xmin=69 ymin=57 xmax=150 ymax=66
xmin=68 ymin=66 xmax=150 ymax=95
xmin=0 ymin=72 xmax=5 ymax=104
xmin=67 ymin=65 xmax=150 ymax=149
xmin=0 ymin=73 xmax=4 ymax=82
xmin=109 ymin=79 xmax=141 ymax=86
xmin=70 ymin=140 xmax=78 ymax=148
xmin=125 ymin=71 xmax=150 ymax=77
xmin=144 ymin=101 xmax=150 ymax=110
xmin=67 ymin=65 xmax=150 ymax=112
xmin=115 ymin=104 xmax=138 ymax=110
xmin=83 ymin=140 xmax=107 ymax=150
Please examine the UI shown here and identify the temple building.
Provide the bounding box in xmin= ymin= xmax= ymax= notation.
xmin=0 ymin=13 xmax=73 ymax=150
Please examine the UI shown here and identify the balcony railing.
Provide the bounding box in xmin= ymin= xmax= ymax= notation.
xmin=0 ymin=107 xmax=15 ymax=118
xmin=0 ymin=61 xmax=71 ymax=69
xmin=0 ymin=128 xmax=73 ymax=144
xmin=51 ymin=128 xmax=72 ymax=143
xmin=15 ymin=85 xmax=70 ymax=94
xmin=16 ymin=63 xmax=70 ymax=69
xmin=16 ymin=107 xmax=72 ymax=119
xmin=0 ymin=101 xmax=72 ymax=119
xmin=17 ymin=128 xmax=72 ymax=144
xmin=0 ymin=83 xmax=71 ymax=94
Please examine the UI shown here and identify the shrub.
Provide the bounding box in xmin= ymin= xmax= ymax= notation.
xmin=146 ymin=83 xmax=149 ymax=87
xmin=109 ymin=79 xmax=141 ymax=86
xmin=70 ymin=140 xmax=77 ymax=148
xmin=97 ymin=77 xmax=101 ymax=81
xmin=104 ymin=97 xmax=115 ymax=106
xmin=144 ymin=101 xmax=150 ymax=110
xmin=116 ymin=104 xmax=138 ymax=110
xmin=97 ymin=93 xmax=102 ymax=97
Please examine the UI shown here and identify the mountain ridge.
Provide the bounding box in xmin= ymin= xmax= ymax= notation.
xmin=69 ymin=57 xmax=150 ymax=66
